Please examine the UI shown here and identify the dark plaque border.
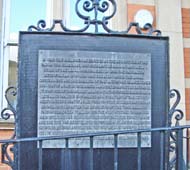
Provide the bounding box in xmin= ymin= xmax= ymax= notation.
xmin=17 ymin=32 xmax=169 ymax=170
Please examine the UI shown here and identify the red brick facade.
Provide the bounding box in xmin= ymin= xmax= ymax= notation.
xmin=184 ymin=48 xmax=190 ymax=78
xmin=185 ymin=88 xmax=190 ymax=120
xmin=182 ymin=8 xmax=190 ymax=38
xmin=182 ymin=7 xmax=190 ymax=164
xmin=127 ymin=4 xmax=156 ymax=34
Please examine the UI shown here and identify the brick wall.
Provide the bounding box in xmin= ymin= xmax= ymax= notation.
xmin=182 ymin=8 xmax=190 ymax=38
xmin=182 ymin=8 xmax=190 ymax=120
xmin=184 ymin=48 xmax=190 ymax=78
xmin=185 ymin=88 xmax=190 ymax=120
xmin=127 ymin=4 xmax=156 ymax=34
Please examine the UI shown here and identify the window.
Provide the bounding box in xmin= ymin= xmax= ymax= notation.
xmin=0 ymin=0 xmax=47 ymax=112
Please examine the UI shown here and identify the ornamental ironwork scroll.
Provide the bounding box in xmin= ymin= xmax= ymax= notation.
xmin=168 ymin=89 xmax=184 ymax=170
xmin=0 ymin=87 xmax=17 ymax=170
xmin=28 ymin=0 xmax=161 ymax=35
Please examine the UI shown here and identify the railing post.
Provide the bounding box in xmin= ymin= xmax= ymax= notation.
xmin=187 ymin=129 xmax=190 ymax=170
xmin=176 ymin=129 xmax=183 ymax=170
xmin=65 ymin=138 xmax=69 ymax=170
xmin=137 ymin=132 xmax=142 ymax=170
xmin=90 ymin=136 xmax=94 ymax=170
xmin=38 ymin=140 xmax=43 ymax=170
xmin=114 ymin=134 xmax=118 ymax=170
xmin=160 ymin=131 xmax=164 ymax=170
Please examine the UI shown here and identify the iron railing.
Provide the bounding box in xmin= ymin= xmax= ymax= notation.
xmin=0 ymin=125 xmax=190 ymax=170
xmin=0 ymin=86 xmax=188 ymax=170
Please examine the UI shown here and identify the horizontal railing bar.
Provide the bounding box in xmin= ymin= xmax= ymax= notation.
xmin=0 ymin=125 xmax=190 ymax=143
xmin=6 ymin=42 xmax=18 ymax=46
xmin=183 ymin=136 xmax=190 ymax=139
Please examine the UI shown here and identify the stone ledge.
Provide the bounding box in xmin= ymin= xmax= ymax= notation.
xmin=182 ymin=0 xmax=190 ymax=8
xmin=184 ymin=38 xmax=190 ymax=48
xmin=128 ymin=0 xmax=155 ymax=6
xmin=0 ymin=121 xmax=14 ymax=130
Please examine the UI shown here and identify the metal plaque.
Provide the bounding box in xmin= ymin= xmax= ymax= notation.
xmin=17 ymin=32 xmax=169 ymax=170
xmin=38 ymin=50 xmax=151 ymax=148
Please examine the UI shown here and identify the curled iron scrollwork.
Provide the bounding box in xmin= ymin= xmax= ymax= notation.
xmin=117 ymin=22 xmax=161 ymax=36
xmin=1 ymin=143 xmax=16 ymax=170
xmin=169 ymin=89 xmax=184 ymax=127
xmin=1 ymin=86 xmax=17 ymax=138
xmin=168 ymin=89 xmax=184 ymax=170
xmin=28 ymin=19 xmax=48 ymax=32
xmin=1 ymin=86 xmax=17 ymax=169
xmin=28 ymin=0 xmax=161 ymax=35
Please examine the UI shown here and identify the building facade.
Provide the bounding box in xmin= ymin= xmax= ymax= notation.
xmin=0 ymin=0 xmax=14 ymax=169
xmin=0 ymin=0 xmax=189 ymax=169
xmin=48 ymin=0 xmax=190 ymax=125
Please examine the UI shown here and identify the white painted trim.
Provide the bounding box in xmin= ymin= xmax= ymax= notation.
xmin=182 ymin=0 xmax=190 ymax=8
xmin=186 ymin=120 xmax=190 ymax=125
xmin=0 ymin=1 xmax=4 ymax=111
xmin=53 ymin=0 xmax=64 ymax=19
xmin=0 ymin=0 xmax=10 ymax=111
xmin=127 ymin=0 xmax=155 ymax=6
xmin=156 ymin=0 xmax=182 ymax=33
xmin=156 ymin=1 xmax=186 ymax=125
xmin=111 ymin=0 xmax=128 ymax=31
xmin=63 ymin=0 xmax=70 ymax=27
xmin=185 ymin=79 xmax=190 ymax=88
xmin=46 ymin=0 xmax=53 ymax=27
xmin=184 ymin=38 xmax=190 ymax=48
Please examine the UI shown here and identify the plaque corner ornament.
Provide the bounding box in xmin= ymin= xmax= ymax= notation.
xmin=27 ymin=0 xmax=161 ymax=36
